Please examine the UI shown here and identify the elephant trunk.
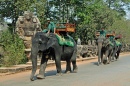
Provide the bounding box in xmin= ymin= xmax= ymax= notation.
xmin=30 ymin=50 xmax=38 ymax=81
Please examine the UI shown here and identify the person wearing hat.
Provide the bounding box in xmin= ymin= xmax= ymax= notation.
xmin=43 ymin=18 xmax=56 ymax=34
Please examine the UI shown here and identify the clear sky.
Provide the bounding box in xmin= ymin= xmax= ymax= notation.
xmin=125 ymin=11 xmax=130 ymax=19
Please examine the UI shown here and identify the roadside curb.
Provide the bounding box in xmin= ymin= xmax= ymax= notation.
xmin=0 ymin=57 xmax=97 ymax=76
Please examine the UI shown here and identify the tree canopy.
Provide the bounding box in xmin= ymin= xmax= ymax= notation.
xmin=0 ymin=0 xmax=130 ymax=43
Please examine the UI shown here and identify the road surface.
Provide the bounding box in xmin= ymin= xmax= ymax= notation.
xmin=0 ymin=54 xmax=130 ymax=86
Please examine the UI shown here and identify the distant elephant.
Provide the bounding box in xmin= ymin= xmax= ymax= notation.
xmin=97 ymin=36 xmax=113 ymax=65
xmin=30 ymin=32 xmax=78 ymax=81
xmin=111 ymin=41 xmax=122 ymax=61
xmin=115 ymin=45 xmax=122 ymax=60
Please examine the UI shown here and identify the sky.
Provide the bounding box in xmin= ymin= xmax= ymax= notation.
xmin=125 ymin=8 xmax=130 ymax=20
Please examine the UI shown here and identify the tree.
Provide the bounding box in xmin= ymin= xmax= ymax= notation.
xmin=70 ymin=0 xmax=120 ymax=43
xmin=0 ymin=0 xmax=46 ymax=31
xmin=104 ymin=0 xmax=130 ymax=18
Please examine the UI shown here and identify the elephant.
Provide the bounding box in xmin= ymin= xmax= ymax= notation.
xmin=46 ymin=33 xmax=78 ymax=72
xmin=97 ymin=36 xmax=114 ymax=65
xmin=115 ymin=45 xmax=122 ymax=60
xmin=30 ymin=32 xmax=78 ymax=81
xmin=111 ymin=41 xmax=122 ymax=61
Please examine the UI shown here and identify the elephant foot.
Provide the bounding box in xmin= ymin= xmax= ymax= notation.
xmin=65 ymin=70 xmax=71 ymax=74
xmin=111 ymin=60 xmax=114 ymax=62
xmin=30 ymin=77 xmax=35 ymax=81
xmin=115 ymin=59 xmax=118 ymax=61
xmin=111 ymin=58 xmax=115 ymax=62
xmin=37 ymin=74 xmax=45 ymax=79
xmin=97 ymin=62 xmax=102 ymax=66
xmin=107 ymin=61 xmax=110 ymax=64
xmin=115 ymin=57 xmax=119 ymax=61
xmin=115 ymin=58 xmax=119 ymax=61
xmin=107 ymin=59 xmax=111 ymax=64
xmin=30 ymin=74 xmax=36 ymax=81
xmin=73 ymin=70 xmax=77 ymax=73
xmin=73 ymin=66 xmax=78 ymax=73
xmin=97 ymin=62 xmax=99 ymax=66
xmin=100 ymin=63 xmax=103 ymax=65
xmin=103 ymin=60 xmax=107 ymax=65
xmin=56 ymin=73 xmax=63 ymax=76
xmin=111 ymin=59 xmax=114 ymax=62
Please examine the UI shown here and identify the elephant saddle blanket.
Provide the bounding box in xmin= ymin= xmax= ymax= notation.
xmin=115 ymin=41 xmax=122 ymax=46
xmin=55 ymin=34 xmax=74 ymax=47
xmin=108 ymin=40 xmax=114 ymax=47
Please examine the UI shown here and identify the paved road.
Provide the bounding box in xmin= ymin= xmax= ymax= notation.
xmin=0 ymin=54 xmax=130 ymax=86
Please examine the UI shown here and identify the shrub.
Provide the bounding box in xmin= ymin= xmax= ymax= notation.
xmin=0 ymin=29 xmax=27 ymax=67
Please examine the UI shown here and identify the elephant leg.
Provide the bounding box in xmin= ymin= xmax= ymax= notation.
xmin=72 ymin=60 xmax=78 ymax=73
xmin=103 ymin=49 xmax=109 ymax=64
xmin=103 ymin=46 xmax=110 ymax=64
xmin=37 ymin=55 xmax=48 ymax=79
xmin=111 ymin=48 xmax=117 ymax=61
xmin=70 ymin=50 xmax=77 ymax=73
xmin=116 ymin=45 xmax=122 ymax=60
xmin=107 ymin=55 xmax=111 ymax=64
xmin=116 ymin=51 xmax=120 ymax=60
xmin=108 ymin=49 xmax=113 ymax=64
xmin=115 ymin=47 xmax=121 ymax=60
xmin=65 ymin=60 xmax=71 ymax=73
xmin=108 ymin=50 xmax=112 ymax=64
xmin=55 ymin=56 xmax=62 ymax=76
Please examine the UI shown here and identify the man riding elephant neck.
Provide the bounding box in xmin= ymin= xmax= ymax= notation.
xmin=43 ymin=18 xmax=56 ymax=34
xmin=109 ymin=31 xmax=115 ymax=42
xmin=99 ymin=28 xmax=107 ymax=37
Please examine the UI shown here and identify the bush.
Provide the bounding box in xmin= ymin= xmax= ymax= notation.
xmin=0 ymin=29 xmax=27 ymax=67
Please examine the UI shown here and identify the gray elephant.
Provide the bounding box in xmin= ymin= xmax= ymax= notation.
xmin=97 ymin=36 xmax=114 ymax=65
xmin=115 ymin=45 xmax=122 ymax=60
xmin=30 ymin=32 xmax=78 ymax=81
xmin=111 ymin=39 xmax=122 ymax=61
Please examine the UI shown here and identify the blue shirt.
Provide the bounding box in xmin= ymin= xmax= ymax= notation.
xmin=47 ymin=22 xmax=56 ymax=32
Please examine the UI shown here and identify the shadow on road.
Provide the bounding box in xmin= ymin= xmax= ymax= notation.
xmin=45 ymin=70 xmax=57 ymax=76
xmin=33 ymin=70 xmax=67 ymax=80
xmin=91 ymin=62 xmax=99 ymax=66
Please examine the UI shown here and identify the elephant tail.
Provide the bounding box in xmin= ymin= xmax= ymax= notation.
xmin=70 ymin=46 xmax=77 ymax=61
